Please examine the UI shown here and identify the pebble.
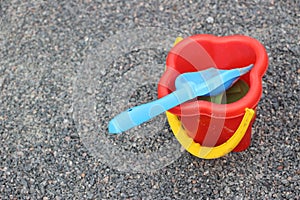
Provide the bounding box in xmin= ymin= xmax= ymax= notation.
xmin=206 ymin=16 xmax=214 ymax=23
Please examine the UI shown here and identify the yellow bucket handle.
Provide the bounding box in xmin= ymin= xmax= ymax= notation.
xmin=164 ymin=37 xmax=255 ymax=159
xmin=166 ymin=108 xmax=255 ymax=159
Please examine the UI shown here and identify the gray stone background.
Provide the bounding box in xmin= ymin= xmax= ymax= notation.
xmin=0 ymin=0 xmax=299 ymax=199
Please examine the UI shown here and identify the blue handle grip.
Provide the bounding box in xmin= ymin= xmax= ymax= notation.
xmin=108 ymin=88 xmax=193 ymax=134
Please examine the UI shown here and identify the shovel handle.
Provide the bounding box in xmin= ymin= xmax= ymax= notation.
xmin=108 ymin=88 xmax=193 ymax=133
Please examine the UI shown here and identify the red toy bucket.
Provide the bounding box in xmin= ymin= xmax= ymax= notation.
xmin=158 ymin=35 xmax=268 ymax=157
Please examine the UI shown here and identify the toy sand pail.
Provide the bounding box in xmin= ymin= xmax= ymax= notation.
xmin=158 ymin=35 xmax=268 ymax=159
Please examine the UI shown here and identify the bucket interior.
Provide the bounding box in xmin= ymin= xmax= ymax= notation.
xmin=197 ymin=79 xmax=250 ymax=104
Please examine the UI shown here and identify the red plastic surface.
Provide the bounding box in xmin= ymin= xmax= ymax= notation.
xmin=158 ymin=35 xmax=268 ymax=152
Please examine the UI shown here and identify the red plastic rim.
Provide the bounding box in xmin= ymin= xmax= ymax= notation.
xmin=157 ymin=34 xmax=268 ymax=118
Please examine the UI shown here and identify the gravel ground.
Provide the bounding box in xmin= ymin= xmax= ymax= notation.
xmin=0 ymin=0 xmax=299 ymax=199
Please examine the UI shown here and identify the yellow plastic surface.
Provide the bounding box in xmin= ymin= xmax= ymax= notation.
xmin=174 ymin=37 xmax=184 ymax=45
xmin=164 ymin=37 xmax=255 ymax=159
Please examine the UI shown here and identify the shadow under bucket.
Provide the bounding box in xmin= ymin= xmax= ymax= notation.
xmin=158 ymin=34 xmax=268 ymax=158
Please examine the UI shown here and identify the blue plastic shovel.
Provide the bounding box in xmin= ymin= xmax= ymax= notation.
xmin=108 ymin=64 xmax=253 ymax=134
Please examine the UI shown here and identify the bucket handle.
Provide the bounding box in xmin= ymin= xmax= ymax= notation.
xmin=166 ymin=108 xmax=255 ymax=159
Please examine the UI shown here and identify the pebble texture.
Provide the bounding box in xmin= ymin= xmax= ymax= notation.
xmin=0 ymin=0 xmax=299 ymax=199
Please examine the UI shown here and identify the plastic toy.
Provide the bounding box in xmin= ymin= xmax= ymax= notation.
xmin=158 ymin=35 xmax=268 ymax=158
xmin=108 ymin=65 xmax=252 ymax=134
